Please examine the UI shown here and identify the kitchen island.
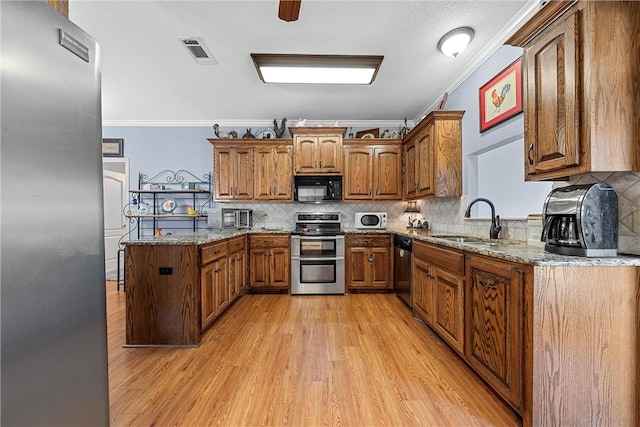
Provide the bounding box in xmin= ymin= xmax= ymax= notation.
xmin=124 ymin=229 xmax=290 ymax=347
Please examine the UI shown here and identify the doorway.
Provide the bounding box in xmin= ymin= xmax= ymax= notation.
xmin=103 ymin=158 xmax=129 ymax=280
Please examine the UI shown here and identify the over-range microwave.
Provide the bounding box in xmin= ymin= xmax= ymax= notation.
xmin=355 ymin=212 xmax=387 ymax=229
xmin=294 ymin=176 xmax=342 ymax=203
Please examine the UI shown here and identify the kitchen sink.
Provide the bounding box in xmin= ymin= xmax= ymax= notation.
xmin=431 ymin=235 xmax=488 ymax=243
xmin=431 ymin=235 xmax=518 ymax=246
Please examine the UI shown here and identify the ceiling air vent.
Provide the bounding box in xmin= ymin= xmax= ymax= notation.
xmin=179 ymin=37 xmax=217 ymax=65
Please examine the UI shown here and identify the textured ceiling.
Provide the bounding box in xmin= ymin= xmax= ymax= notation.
xmin=70 ymin=0 xmax=537 ymax=126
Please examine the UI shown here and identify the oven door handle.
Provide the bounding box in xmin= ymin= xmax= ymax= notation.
xmin=291 ymin=256 xmax=345 ymax=261
xmin=291 ymin=235 xmax=344 ymax=240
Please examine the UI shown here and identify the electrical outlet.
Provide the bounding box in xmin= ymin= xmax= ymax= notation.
xmin=634 ymin=210 xmax=640 ymax=233
xmin=159 ymin=267 xmax=173 ymax=275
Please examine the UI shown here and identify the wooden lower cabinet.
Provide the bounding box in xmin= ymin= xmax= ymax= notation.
xmin=126 ymin=237 xmax=249 ymax=346
xmin=200 ymin=241 xmax=229 ymax=330
xmin=248 ymin=234 xmax=290 ymax=291
xmin=465 ymin=254 xmax=524 ymax=412
xmin=228 ymin=236 xmax=247 ymax=300
xmin=126 ymin=244 xmax=201 ymax=346
xmin=412 ymin=257 xmax=434 ymax=323
xmin=345 ymin=234 xmax=392 ymax=290
xmin=412 ymin=241 xmax=464 ymax=354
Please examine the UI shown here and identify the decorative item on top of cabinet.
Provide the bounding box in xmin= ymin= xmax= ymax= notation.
xmin=412 ymin=241 xmax=465 ymax=355
xmin=290 ymin=127 xmax=346 ymax=175
xmin=273 ymin=118 xmax=288 ymax=138
xmin=248 ymin=234 xmax=290 ymax=292
xmin=403 ymin=110 xmax=464 ymax=199
xmin=345 ymin=234 xmax=392 ymax=291
xmin=343 ymin=140 xmax=402 ymax=200
xmin=506 ymin=0 xmax=640 ymax=181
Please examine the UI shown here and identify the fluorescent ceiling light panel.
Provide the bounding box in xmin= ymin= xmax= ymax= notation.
xmin=251 ymin=54 xmax=383 ymax=84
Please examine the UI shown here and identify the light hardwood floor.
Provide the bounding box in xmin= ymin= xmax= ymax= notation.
xmin=106 ymin=283 xmax=518 ymax=426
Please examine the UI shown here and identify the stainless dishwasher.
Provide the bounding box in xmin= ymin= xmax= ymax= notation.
xmin=393 ymin=234 xmax=413 ymax=307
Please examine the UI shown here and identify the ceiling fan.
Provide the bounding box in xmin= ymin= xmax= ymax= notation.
xmin=278 ymin=0 xmax=301 ymax=22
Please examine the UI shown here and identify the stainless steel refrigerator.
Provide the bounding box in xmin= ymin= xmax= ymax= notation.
xmin=1 ymin=1 xmax=110 ymax=425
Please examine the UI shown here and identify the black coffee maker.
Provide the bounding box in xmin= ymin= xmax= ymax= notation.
xmin=541 ymin=182 xmax=618 ymax=257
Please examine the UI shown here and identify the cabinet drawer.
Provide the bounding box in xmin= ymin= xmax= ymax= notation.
xmin=346 ymin=234 xmax=391 ymax=247
xmin=201 ymin=241 xmax=228 ymax=265
xmin=249 ymin=234 xmax=289 ymax=248
xmin=228 ymin=236 xmax=246 ymax=253
xmin=414 ymin=241 xmax=464 ymax=276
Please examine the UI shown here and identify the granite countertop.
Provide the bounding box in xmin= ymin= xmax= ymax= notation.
xmin=123 ymin=228 xmax=291 ymax=246
xmin=388 ymin=228 xmax=640 ymax=267
xmin=125 ymin=227 xmax=640 ymax=267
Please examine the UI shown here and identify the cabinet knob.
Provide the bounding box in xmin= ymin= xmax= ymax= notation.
xmin=368 ymin=256 xmax=375 ymax=263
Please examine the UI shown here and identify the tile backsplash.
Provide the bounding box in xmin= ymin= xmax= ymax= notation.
xmin=565 ymin=172 xmax=640 ymax=255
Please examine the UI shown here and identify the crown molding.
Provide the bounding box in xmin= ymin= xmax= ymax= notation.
xmin=102 ymin=119 xmax=414 ymax=128
xmin=413 ymin=0 xmax=542 ymax=122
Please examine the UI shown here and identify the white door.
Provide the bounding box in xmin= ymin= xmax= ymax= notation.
xmin=103 ymin=159 xmax=129 ymax=280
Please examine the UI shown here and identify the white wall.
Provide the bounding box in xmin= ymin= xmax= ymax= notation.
xmin=103 ymin=126 xmax=214 ymax=186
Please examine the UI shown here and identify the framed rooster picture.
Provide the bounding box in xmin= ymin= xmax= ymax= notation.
xmin=479 ymin=58 xmax=522 ymax=132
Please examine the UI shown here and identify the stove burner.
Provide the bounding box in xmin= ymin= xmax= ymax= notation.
xmin=293 ymin=211 xmax=343 ymax=236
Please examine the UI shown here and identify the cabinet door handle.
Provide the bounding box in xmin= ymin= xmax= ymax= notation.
xmin=214 ymin=268 xmax=221 ymax=273
xmin=368 ymin=256 xmax=375 ymax=263
xmin=528 ymin=144 xmax=534 ymax=165
xmin=478 ymin=279 xmax=497 ymax=290
xmin=319 ymin=160 xmax=322 ymax=168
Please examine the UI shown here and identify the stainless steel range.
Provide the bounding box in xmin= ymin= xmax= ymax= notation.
xmin=291 ymin=212 xmax=345 ymax=295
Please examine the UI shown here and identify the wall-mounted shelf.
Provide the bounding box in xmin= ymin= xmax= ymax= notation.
xmin=125 ymin=169 xmax=211 ymax=238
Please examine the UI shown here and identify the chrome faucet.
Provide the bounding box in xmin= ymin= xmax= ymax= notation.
xmin=464 ymin=198 xmax=502 ymax=239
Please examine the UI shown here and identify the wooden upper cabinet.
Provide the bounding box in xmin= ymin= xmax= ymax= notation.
xmin=403 ymin=111 xmax=464 ymax=199
xmin=507 ymin=0 xmax=640 ymax=180
xmin=343 ymin=141 xmax=402 ymax=200
xmin=344 ymin=147 xmax=372 ymax=199
xmin=212 ymin=145 xmax=253 ymax=200
xmin=45 ymin=0 xmax=68 ymax=17
xmin=291 ymin=127 xmax=346 ymax=175
xmin=404 ymin=139 xmax=418 ymax=199
xmin=254 ymin=144 xmax=293 ymax=200
xmin=415 ymin=126 xmax=434 ymax=196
